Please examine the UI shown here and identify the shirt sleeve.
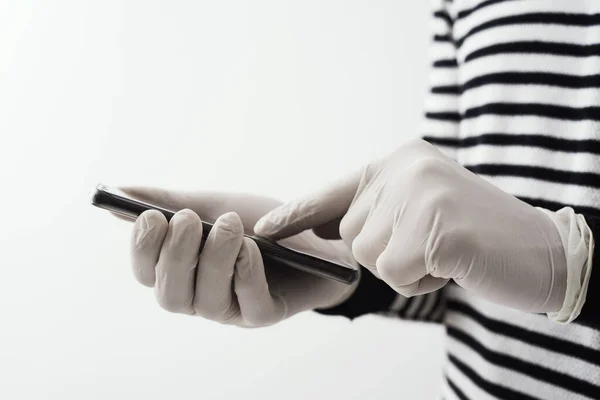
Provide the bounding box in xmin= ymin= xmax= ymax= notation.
xmin=314 ymin=266 xmax=446 ymax=323
xmin=575 ymin=214 xmax=600 ymax=328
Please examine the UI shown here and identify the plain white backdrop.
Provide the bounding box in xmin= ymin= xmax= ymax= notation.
xmin=0 ymin=1 xmax=445 ymax=399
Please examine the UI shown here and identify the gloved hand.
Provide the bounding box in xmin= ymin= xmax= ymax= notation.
xmin=118 ymin=188 xmax=359 ymax=327
xmin=254 ymin=139 xmax=574 ymax=314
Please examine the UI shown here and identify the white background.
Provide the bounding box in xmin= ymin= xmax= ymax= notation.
xmin=0 ymin=1 xmax=445 ymax=399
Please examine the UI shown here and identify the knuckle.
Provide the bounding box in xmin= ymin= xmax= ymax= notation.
xmin=351 ymin=235 xmax=378 ymax=267
xmin=405 ymin=157 xmax=447 ymax=186
xmin=375 ymin=252 xmax=397 ymax=283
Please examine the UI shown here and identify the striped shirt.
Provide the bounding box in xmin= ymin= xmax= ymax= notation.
xmin=316 ymin=1 xmax=600 ymax=398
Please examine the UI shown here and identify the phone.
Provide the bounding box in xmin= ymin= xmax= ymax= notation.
xmin=89 ymin=184 xmax=359 ymax=284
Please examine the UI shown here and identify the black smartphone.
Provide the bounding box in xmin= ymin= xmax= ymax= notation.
xmin=89 ymin=184 xmax=359 ymax=284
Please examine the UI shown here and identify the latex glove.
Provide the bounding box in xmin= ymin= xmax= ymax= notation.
xmin=118 ymin=188 xmax=358 ymax=327
xmin=254 ymin=139 xmax=572 ymax=314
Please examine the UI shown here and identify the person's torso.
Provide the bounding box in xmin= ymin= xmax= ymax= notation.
xmin=426 ymin=1 xmax=600 ymax=399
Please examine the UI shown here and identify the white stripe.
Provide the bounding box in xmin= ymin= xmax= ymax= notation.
xmin=445 ymin=356 xmax=498 ymax=400
xmin=446 ymin=286 xmax=600 ymax=348
xmin=461 ymin=85 xmax=600 ymax=110
xmin=429 ymin=68 xmax=459 ymax=87
xmin=453 ymin=1 xmax=600 ymax=39
xmin=389 ymin=294 xmax=408 ymax=313
xmin=418 ymin=291 xmax=440 ymax=319
xmin=457 ymin=144 xmax=600 ymax=174
xmin=446 ymin=310 xmax=600 ymax=382
xmin=432 ymin=41 xmax=458 ymax=60
xmin=448 ymin=338 xmax=594 ymax=400
xmin=425 ymin=93 xmax=460 ymax=112
xmin=404 ymin=295 xmax=425 ymax=319
xmin=479 ymin=175 xmax=600 ymax=211
xmin=460 ymin=115 xmax=600 ymax=141
xmin=462 ymin=54 xmax=600 ymax=82
xmin=421 ymin=119 xmax=460 ymax=138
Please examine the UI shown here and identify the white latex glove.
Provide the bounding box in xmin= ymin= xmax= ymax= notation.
xmin=254 ymin=139 xmax=574 ymax=314
xmin=119 ymin=189 xmax=359 ymax=327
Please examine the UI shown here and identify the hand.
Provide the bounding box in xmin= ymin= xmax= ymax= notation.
xmin=254 ymin=139 xmax=569 ymax=313
xmin=119 ymin=188 xmax=359 ymax=327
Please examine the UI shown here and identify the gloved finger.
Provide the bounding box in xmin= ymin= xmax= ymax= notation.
xmin=130 ymin=210 xmax=169 ymax=287
xmin=253 ymin=171 xmax=363 ymax=240
xmin=193 ymin=212 xmax=244 ymax=323
xmin=342 ymin=187 xmax=391 ymax=262
xmin=393 ymin=275 xmax=449 ymax=297
xmin=312 ymin=218 xmax=343 ymax=240
xmin=153 ymin=209 xmax=203 ymax=314
xmin=234 ymin=237 xmax=286 ymax=327
xmin=375 ymin=230 xmax=428 ymax=291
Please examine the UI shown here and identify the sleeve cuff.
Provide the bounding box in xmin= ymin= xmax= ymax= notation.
xmin=314 ymin=267 xmax=397 ymax=320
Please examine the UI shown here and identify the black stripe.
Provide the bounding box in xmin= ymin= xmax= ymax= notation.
xmin=463 ymin=72 xmax=600 ymax=91
xmin=430 ymin=292 xmax=447 ymax=323
xmin=465 ymin=41 xmax=600 ymax=62
xmin=464 ymin=163 xmax=600 ymax=189
xmin=422 ymin=133 xmax=600 ymax=155
xmin=426 ymin=112 xmax=462 ymax=122
xmin=448 ymin=326 xmax=600 ymax=398
xmin=463 ymin=103 xmax=600 ymax=121
xmin=434 ymin=33 xmax=454 ymax=43
xmin=431 ymin=85 xmax=461 ymax=95
xmin=446 ymin=299 xmax=600 ymax=366
xmin=457 ymin=0 xmax=517 ymax=20
xmin=434 ymin=10 xmax=453 ymax=28
xmin=456 ymin=13 xmax=600 ymax=48
xmin=433 ymin=58 xmax=458 ymax=68
xmin=426 ymin=291 xmax=444 ymax=322
xmin=422 ymin=135 xmax=463 ymax=148
xmin=447 ymin=376 xmax=470 ymax=400
xmin=448 ymin=354 xmax=540 ymax=400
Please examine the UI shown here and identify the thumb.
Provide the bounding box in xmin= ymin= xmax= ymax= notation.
xmin=254 ymin=172 xmax=361 ymax=240
xmin=117 ymin=187 xmax=285 ymax=230
xmin=118 ymin=186 xmax=192 ymax=212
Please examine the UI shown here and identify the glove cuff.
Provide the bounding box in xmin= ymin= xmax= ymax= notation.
xmin=540 ymin=207 xmax=594 ymax=324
